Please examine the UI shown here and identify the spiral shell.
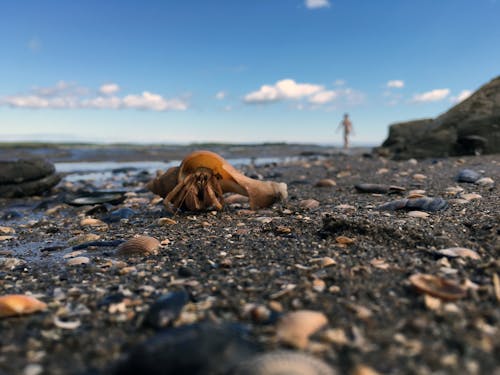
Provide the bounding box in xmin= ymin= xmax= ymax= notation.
xmin=117 ymin=236 xmax=160 ymax=256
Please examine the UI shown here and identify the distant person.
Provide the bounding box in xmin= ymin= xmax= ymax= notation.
xmin=337 ymin=113 xmax=353 ymax=149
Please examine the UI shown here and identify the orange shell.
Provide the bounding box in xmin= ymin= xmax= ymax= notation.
xmin=0 ymin=294 xmax=47 ymax=318
xmin=409 ymin=273 xmax=466 ymax=301
xmin=117 ymin=235 xmax=160 ymax=256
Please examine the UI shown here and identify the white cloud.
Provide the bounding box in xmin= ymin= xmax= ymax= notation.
xmin=450 ymin=89 xmax=472 ymax=103
xmin=0 ymin=82 xmax=188 ymax=111
xmin=411 ymin=88 xmax=450 ymax=103
xmin=215 ymin=91 xmax=226 ymax=100
xmin=99 ymin=83 xmax=120 ymax=95
xmin=305 ymin=0 xmax=330 ymax=9
xmin=309 ymin=90 xmax=337 ymax=104
xmin=122 ymin=92 xmax=187 ymax=111
xmin=244 ymin=79 xmax=323 ymax=103
xmin=387 ymin=80 xmax=404 ymax=88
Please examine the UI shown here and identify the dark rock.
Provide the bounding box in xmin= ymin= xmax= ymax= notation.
xmin=354 ymin=183 xmax=405 ymax=194
xmin=143 ymin=290 xmax=189 ymax=329
xmin=104 ymin=208 xmax=136 ymax=223
xmin=380 ymin=76 xmax=500 ymax=159
xmin=65 ymin=192 xmax=126 ymax=206
xmin=0 ymin=158 xmax=55 ymax=184
xmin=456 ymin=169 xmax=481 ymax=183
xmin=0 ymin=173 xmax=61 ymax=198
xmin=114 ymin=323 xmax=261 ymax=375
xmin=377 ymin=197 xmax=447 ymax=212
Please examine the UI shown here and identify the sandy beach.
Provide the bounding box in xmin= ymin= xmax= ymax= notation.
xmin=0 ymin=144 xmax=498 ymax=375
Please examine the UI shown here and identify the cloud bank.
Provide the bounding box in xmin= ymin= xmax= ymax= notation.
xmin=450 ymin=89 xmax=472 ymax=103
xmin=0 ymin=81 xmax=188 ymax=111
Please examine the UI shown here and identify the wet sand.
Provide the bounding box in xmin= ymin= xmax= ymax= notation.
xmin=0 ymin=144 xmax=498 ymax=375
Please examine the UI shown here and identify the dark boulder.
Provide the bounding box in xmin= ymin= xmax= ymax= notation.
xmin=0 ymin=158 xmax=61 ymax=198
xmin=379 ymin=76 xmax=500 ymax=159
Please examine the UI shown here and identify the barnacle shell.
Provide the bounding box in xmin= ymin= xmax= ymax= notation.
xmin=117 ymin=235 xmax=160 ymax=256
xmin=409 ymin=273 xmax=466 ymax=301
xmin=0 ymin=294 xmax=47 ymax=318
xmin=276 ymin=310 xmax=328 ymax=349
xmin=147 ymin=150 xmax=287 ymax=210
xmin=233 ymin=351 xmax=336 ymax=375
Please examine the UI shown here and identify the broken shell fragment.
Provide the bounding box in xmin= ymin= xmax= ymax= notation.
xmin=409 ymin=273 xmax=466 ymax=301
xmin=0 ymin=294 xmax=47 ymax=318
xmin=147 ymin=150 xmax=287 ymax=211
xmin=117 ymin=236 xmax=160 ymax=256
xmin=276 ymin=310 xmax=328 ymax=349
xmin=233 ymin=351 xmax=337 ymax=375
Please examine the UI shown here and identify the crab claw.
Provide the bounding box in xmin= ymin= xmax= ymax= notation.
xmin=147 ymin=150 xmax=288 ymax=210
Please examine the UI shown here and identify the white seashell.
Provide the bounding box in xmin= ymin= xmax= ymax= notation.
xmin=117 ymin=235 xmax=160 ymax=256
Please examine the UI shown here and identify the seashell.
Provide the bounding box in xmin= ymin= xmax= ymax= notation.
xmin=412 ymin=173 xmax=427 ymax=181
xmin=0 ymin=226 xmax=15 ymax=234
xmin=460 ymin=193 xmax=482 ymax=201
xmin=456 ymin=169 xmax=481 ymax=183
xmin=437 ymin=247 xmax=480 ymax=260
xmin=80 ymin=218 xmax=108 ymax=227
xmin=118 ymin=235 xmax=160 ymax=256
xmin=143 ymin=290 xmax=189 ymax=329
xmin=377 ymin=197 xmax=447 ymax=212
xmin=66 ymin=192 xmax=126 ymax=206
xmin=0 ymin=294 xmax=47 ymax=318
xmin=354 ymin=184 xmax=405 ymax=194
xmin=66 ymin=256 xmax=90 ymax=266
xmin=276 ymin=310 xmax=328 ymax=349
xmin=444 ymin=186 xmax=464 ymax=195
xmin=157 ymin=217 xmax=177 ymax=226
xmin=312 ymin=279 xmax=326 ymax=293
xmin=233 ymin=351 xmax=337 ymax=375
xmin=407 ymin=210 xmax=429 ymax=218
xmin=299 ymin=199 xmax=320 ymax=210
xmin=53 ymin=316 xmax=81 ymax=330
xmin=147 ymin=151 xmax=287 ymax=211
xmin=475 ymin=177 xmax=494 ymax=186
xmin=409 ymin=273 xmax=466 ymax=301
xmin=0 ymin=235 xmax=14 ymax=242
xmin=335 ymin=236 xmax=355 ymax=244
xmin=315 ymin=179 xmax=336 ymax=187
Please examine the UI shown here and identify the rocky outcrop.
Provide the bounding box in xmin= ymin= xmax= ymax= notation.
xmin=380 ymin=76 xmax=500 ymax=159
xmin=0 ymin=159 xmax=61 ymax=198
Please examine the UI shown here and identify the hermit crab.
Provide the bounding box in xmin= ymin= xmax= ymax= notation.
xmin=147 ymin=150 xmax=288 ymax=211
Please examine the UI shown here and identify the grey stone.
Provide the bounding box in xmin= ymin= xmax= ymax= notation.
xmin=379 ymin=76 xmax=500 ymax=159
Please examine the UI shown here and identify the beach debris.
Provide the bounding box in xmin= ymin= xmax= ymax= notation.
xmin=80 ymin=218 xmax=108 ymax=227
xmin=147 ymin=150 xmax=287 ymax=211
xmin=117 ymin=235 xmax=160 ymax=256
xmin=412 ymin=173 xmax=427 ymax=181
xmin=0 ymin=226 xmax=15 ymax=234
xmin=315 ymin=178 xmax=336 ymax=187
xmin=409 ymin=273 xmax=466 ymax=301
xmin=53 ymin=316 xmax=81 ymax=330
xmin=276 ymin=310 xmax=328 ymax=349
xmin=157 ymin=217 xmax=177 ymax=226
xmin=437 ymin=247 xmax=480 ymax=260
xmin=113 ymin=323 xmax=260 ymax=375
xmin=460 ymin=193 xmax=482 ymax=201
xmin=475 ymin=177 xmax=494 ymax=186
xmin=0 ymin=294 xmax=47 ymax=318
xmin=335 ymin=235 xmax=355 ymax=245
xmin=377 ymin=197 xmax=447 ymax=212
xmin=354 ymin=184 xmax=405 ymax=194
xmin=143 ymin=290 xmax=189 ymax=329
xmin=407 ymin=210 xmax=429 ymax=218
xmin=456 ymin=169 xmax=481 ymax=183
xmin=233 ymin=351 xmax=336 ymax=375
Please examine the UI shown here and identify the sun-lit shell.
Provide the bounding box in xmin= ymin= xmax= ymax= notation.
xmin=0 ymin=294 xmax=47 ymax=318
xmin=117 ymin=235 xmax=160 ymax=256
xmin=147 ymin=150 xmax=287 ymax=211
xmin=437 ymin=247 xmax=480 ymax=260
xmin=276 ymin=310 xmax=328 ymax=349
xmin=233 ymin=351 xmax=336 ymax=375
xmin=409 ymin=273 xmax=466 ymax=301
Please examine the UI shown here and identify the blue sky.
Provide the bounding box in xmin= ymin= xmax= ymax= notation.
xmin=1 ymin=0 xmax=499 ymax=145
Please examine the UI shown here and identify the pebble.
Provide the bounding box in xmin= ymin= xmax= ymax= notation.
xmin=0 ymin=226 xmax=15 ymax=234
xmin=23 ymin=364 xmax=43 ymax=375
xmin=475 ymin=177 xmax=494 ymax=186
xmin=354 ymin=184 xmax=405 ymax=194
xmin=315 ymin=179 xmax=336 ymax=187
xmin=67 ymin=233 xmax=101 ymax=246
xmin=0 ymin=257 xmax=26 ymax=270
xmin=378 ymin=197 xmax=447 ymax=212
xmin=412 ymin=173 xmax=427 ymax=181
xmin=157 ymin=217 xmax=177 ymax=225
xmin=456 ymin=169 xmax=481 ymax=183
xmin=233 ymin=350 xmax=337 ymax=375
xmin=460 ymin=193 xmax=482 ymax=201
xmin=299 ymin=199 xmax=320 ymax=210
xmin=143 ymin=291 xmax=189 ymax=329
xmin=0 ymin=235 xmax=14 ymax=241
xmin=276 ymin=310 xmax=328 ymax=349
xmin=66 ymin=256 xmax=90 ymax=266
xmin=80 ymin=218 xmax=108 ymax=227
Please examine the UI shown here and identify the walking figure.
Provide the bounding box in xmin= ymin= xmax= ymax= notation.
xmin=337 ymin=113 xmax=353 ymax=149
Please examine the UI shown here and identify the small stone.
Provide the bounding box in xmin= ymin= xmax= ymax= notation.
xmin=437 ymin=247 xmax=480 ymax=260
xmin=23 ymin=364 xmax=43 ymax=375
xmin=412 ymin=174 xmax=427 ymax=181
xmin=475 ymin=177 xmax=494 ymax=186
xmin=312 ymin=279 xmax=326 ymax=293
xmin=0 ymin=226 xmax=15 ymax=234
xmin=407 ymin=211 xmax=429 ymax=218
xmin=409 ymin=273 xmax=466 ymax=301
xmin=456 ymin=169 xmax=481 ymax=183
xmin=335 ymin=236 xmax=355 ymax=245
xmin=460 ymin=193 xmax=482 ymax=201
xmin=0 ymin=235 xmax=14 ymax=241
xmin=157 ymin=217 xmax=177 ymax=226
xmin=0 ymin=295 xmax=47 ymax=318
xmin=315 ymin=179 xmax=336 ymax=187
xmin=0 ymin=257 xmax=26 ymax=270
xmin=67 ymin=233 xmax=101 ymax=246
xmin=299 ymin=199 xmax=320 ymax=210
xmin=80 ymin=218 xmax=108 ymax=227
